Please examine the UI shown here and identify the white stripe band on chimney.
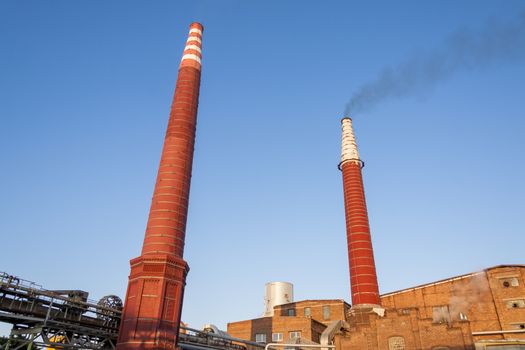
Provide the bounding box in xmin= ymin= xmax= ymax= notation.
xmin=187 ymin=36 xmax=202 ymax=44
xmin=181 ymin=53 xmax=202 ymax=64
xmin=341 ymin=118 xmax=360 ymax=164
xmin=184 ymin=45 xmax=202 ymax=53
xmin=189 ymin=28 xmax=202 ymax=35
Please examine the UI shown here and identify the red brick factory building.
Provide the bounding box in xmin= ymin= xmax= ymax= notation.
xmin=105 ymin=23 xmax=524 ymax=350
xmin=227 ymin=119 xmax=525 ymax=350
xmin=1 ymin=21 xmax=523 ymax=350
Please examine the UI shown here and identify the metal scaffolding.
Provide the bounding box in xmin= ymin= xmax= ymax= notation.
xmin=0 ymin=272 xmax=121 ymax=350
xmin=0 ymin=272 xmax=265 ymax=350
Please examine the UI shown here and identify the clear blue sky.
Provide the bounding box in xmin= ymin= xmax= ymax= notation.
xmin=1 ymin=0 xmax=524 ymax=334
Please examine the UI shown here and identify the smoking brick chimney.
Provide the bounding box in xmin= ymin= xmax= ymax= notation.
xmin=116 ymin=22 xmax=204 ymax=350
xmin=339 ymin=117 xmax=381 ymax=308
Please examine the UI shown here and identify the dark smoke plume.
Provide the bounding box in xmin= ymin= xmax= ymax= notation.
xmin=345 ymin=10 xmax=525 ymax=115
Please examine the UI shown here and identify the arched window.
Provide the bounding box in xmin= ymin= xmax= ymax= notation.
xmin=388 ymin=336 xmax=405 ymax=350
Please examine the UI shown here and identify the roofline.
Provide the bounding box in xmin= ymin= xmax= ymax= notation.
xmin=276 ymin=299 xmax=351 ymax=308
xmin=381 ymin=265 xmax=525 ymax=298
xmin=227 ymin=316 xmax=272 ymax=325
xmin=487 ymin=264 xmax=525 ymax=269
xmin=227 ymin=315 xmax=329 ymax=327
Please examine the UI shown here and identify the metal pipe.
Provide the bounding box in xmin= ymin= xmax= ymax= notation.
xmin=180 ymin=326 xmax=264 ymax=348
xmin=179 ymin=344 xmax=234 ymax=350
xmin=320 ymin=320 xmax=348 ymax=350
xmin=264 ymin=343 xmax=336 ymax=350
xmin=472 ymin=329 xmax=525 ymax=335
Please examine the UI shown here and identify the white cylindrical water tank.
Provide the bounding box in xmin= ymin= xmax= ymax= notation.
xmin=263 ymin=282 xmax=294 ymax=316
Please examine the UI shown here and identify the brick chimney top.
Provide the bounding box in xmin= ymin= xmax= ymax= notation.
xmin=340 ymin=117 xmax=361 ymax=168
xmin=181 ymin=22 xmax=204 ymax=70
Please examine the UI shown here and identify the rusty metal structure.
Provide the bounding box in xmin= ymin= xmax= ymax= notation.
xmin=0 ymin=271 xmax=122 ymax=350
xmin=0 ymin=271 xmax=265 ymax=350
xmin=179 ymin=326 xmax=264 ymax=350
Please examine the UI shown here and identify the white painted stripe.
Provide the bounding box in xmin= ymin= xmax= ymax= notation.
xmin=181 ymin=54 xmax=201 ymax=64
xmin=184 ymin=44 xmax=201 ymax=53
xmin=187 ymin=36 xmax=202 ymax=44
xmin=189 ymin=28 xmax=202 ymax=35
xmin=341 ymin=118 xmax=360 ymax=162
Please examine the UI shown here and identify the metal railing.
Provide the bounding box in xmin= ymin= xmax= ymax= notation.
xmin=0 ymin=272 xmax=122 ymax=350
xmin=0 ymin=271 xmax=272 ymax=350
xmin=180 ymin=326 xmax=265 ymax=350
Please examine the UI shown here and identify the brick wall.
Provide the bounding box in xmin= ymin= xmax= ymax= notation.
xmin=380 ymin=266 xmax=525 ymax=343
xmin=227 ymin=316 xmax=326 ymax=344
xmin=274 ymin=300 xmax=350 ymax=326
xmin=227 ymin=266 xmax=525 ymax=349
xmin=485 ymin=266 xmax=525 ymax=336
xmin=227 ymin=300 xmax=349 ymax=343
xmin=336 ymin=308 xmax=474 ymax=350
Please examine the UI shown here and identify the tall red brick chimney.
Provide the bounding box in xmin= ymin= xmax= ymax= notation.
xmin=116 ymin=22 xmax=204 ymax=350
xmin=339 ymin=117 xmax=381 ymax=308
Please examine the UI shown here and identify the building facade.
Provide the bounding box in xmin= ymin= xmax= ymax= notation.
xmin=227 ymin=265 xmax=525 ymax=349
xmin=376 ymin=265 xmax=525 ymax=349
xmin=228 ymin=299 xmax=349 ymax=344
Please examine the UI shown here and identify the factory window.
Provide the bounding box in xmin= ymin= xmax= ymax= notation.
xmin=432 ymin=305 xmax=451 ymax=324
xmin=255 ymin=334 xmax=266 ymax=343
xmin=323 ymin=305 xmax=330 ymax=320
xmin=500 ymin=277 xmax=520 ymax=288
xmin=459 ymin=312 xmax=468 ymax=321
xmin=388 ymin=336 xmax=405 ymax=350
xmin=287 ymin=309 xmax=296 ymax=316
xmin=272 ymin=333 xmax=283 ymax=342
xmin=304 ymin=307 xmax=311 ymax=317
xmin=506 ymin=299 xmax=525 ymax=309
xmin=289 ymin=331 xmax=301 ymax=340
